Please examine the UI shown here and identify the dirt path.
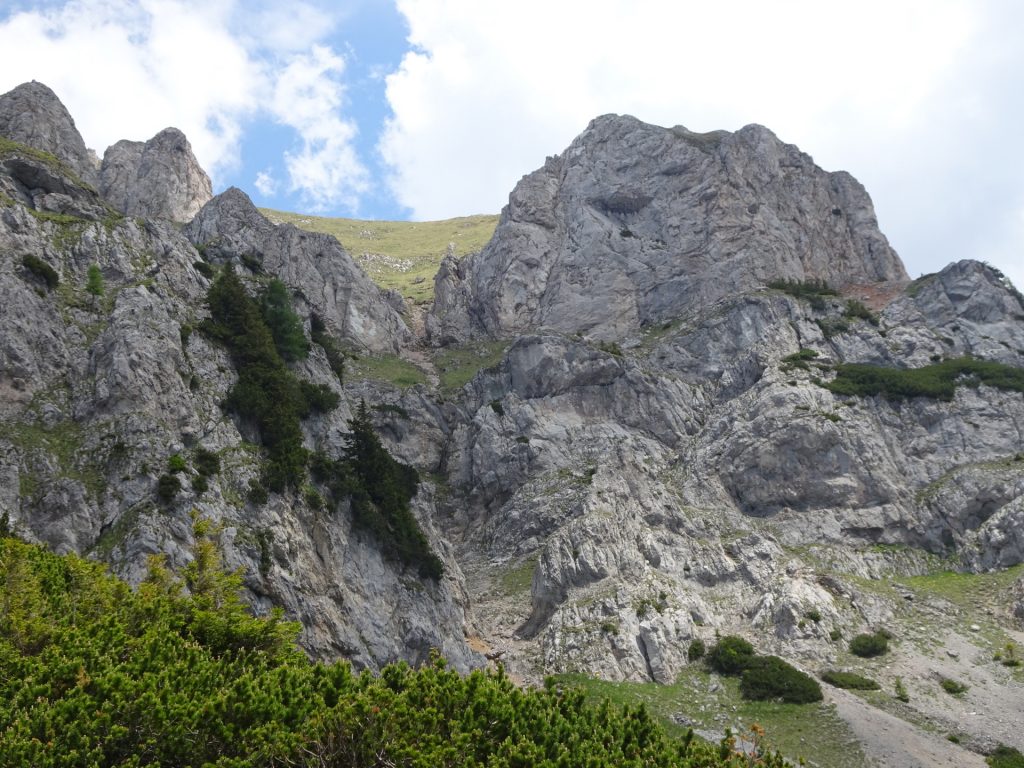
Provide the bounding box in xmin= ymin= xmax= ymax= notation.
xmin=827 ymin=687 xmax=986 ymax=768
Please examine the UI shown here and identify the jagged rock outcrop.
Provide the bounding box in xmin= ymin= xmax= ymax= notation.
xmin=184 ymin=187 xmax=411 ymax=353
xmin=0 ymin=89 xmax=474 ymax=673
xmin=428 ymin=115 xmax=907 ymax=343
xmin=0 ymin=81 xmax=99 ymax=187
xmin=432 ymin=263 xmax=1024 ymax=692
xmin=101 ymin=128 xmax=212 ymax=222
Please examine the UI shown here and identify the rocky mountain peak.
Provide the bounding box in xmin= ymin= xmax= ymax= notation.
xmin=100 ymin=125 xmax=212 ymax=222
xmin=428 ymin=114 xmax=908 ymax=343
xmin=0 ymin=80 xmax=100 ymax=187
xmin=185 ymin=187 xmax=411 ymax=353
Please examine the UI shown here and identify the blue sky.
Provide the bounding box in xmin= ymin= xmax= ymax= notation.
xmin=0 ymin=0 xmax=1022 ymax=289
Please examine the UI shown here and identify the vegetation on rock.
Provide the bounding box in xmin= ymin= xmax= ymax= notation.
xmin=312 ymin=401 xmax=443 ymax=579
xmin=988 ymin=745 xmax=1024 ymax=768
xmin=707 ymin=635 xmax=756 ymax=675
xmin=259 ymin=278 xmax=310 ymax=362
xmin=767 ymin=278 xmax=837 ymax=310
xmin=21 ymin=254 xmax=59 ymax=289
xmin=824 ymin=357 xmax=1024 ymax=401
xmin=203 ymin=265 xmax=336 ymax=491
xmin=849 ymin=632 xmax=889 ymax=658
xmin=739 ymin=657 xmax=823 ymax=704
xmin=260 ymin=209 xmax=499 ymax=304
xmin=820 ymin=670 xmax=880 ymax=690
xmin=706 ymin=637 xmax=821 ymax=705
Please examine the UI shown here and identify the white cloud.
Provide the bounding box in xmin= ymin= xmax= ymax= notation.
xmin=254 ymin=169 xmax=278 ymax=196
xmin=0 ymin=0 xmax=367 ymax=210
xmin=0 ymin=0 xmax=260 ymax=176
xmin=382 ymin=0 xmax=1023 ymax=285
xmin=270 ymin=45 xmax=369 ymax=211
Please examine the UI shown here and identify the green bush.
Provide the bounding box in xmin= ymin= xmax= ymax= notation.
xmin=821 ymin=670 xmax=880 ymax=690
xmin=988 ymin=745 xmax=1024 ymax=768
xmin=843 ymin=299 xmax=878 ymax=326
xmin=372 ymin=403 xmax=410 ymax=419
xmin=894 ymin=677 xmax=910 ymax=702
xmin=849 ymin=632 xmax=889 ymax=658
xmin=739 ymin=656 xmax=823 ymax=703
xmin=156 ymin=473 xmax=180 ymax=503
xmin=782 ymin=348 xmax=819 ymax=370
xmin=0 ymin=535 xmax=796 ymax=768
xmin=298 ymin=380 xmax=340 ymax=414
xmin=193 ymin=447 xmax=221 ymax=477
xmin=21 ymin=254 xmax=59 ymax=289
xmin=340 ymin=401 xmax=442 ymax=579
xmin=687 ymin=638 xmax=706 ymax=662
xmin=768 ymin=278 xmax=837 ymax=311
xmin=167 ymin=453 xmax=187 ymax=473
xmin=707 ymin=635 xmax=756 ymax=675
xmin=193 ymin=260 xmax=216 ymax=279
xmin=598 ymin=340 xmax=624 ymax=357
xmin=940 ymin=678 xmax=968 ymax=696
xmin=824 ymin=357 xmax=1024 ymax=401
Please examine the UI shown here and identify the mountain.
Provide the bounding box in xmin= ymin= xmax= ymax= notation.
xmin=2 ymin=81 xmax=1023 ymax=766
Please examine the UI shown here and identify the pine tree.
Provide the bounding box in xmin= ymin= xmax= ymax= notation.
xmin=259 ymin=278 xmax=310 ymax=361
xmin=85 ymin=263 xmax=104 ymax=305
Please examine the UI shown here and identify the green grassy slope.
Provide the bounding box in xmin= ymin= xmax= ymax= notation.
xmin=260 ymin=209 xmax=499 ymax=305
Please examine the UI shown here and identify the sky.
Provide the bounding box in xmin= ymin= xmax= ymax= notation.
xmin=0 ymin=0 xmax=1021 ymax=289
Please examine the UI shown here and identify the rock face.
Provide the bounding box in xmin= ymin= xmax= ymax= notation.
xmin=438 ymin=258 xmax=1024 ymax=685
xmin=428 ymin=115 xmax=907 ymax=343
xmin=0 ymin=81 xmax=99 ymax=187
xmin=4 ymin=85 xmax=1024 ymax=759
xmin=0 ymin=85 xmax=471 ymax=673
xmin=101 ymin=128 xmax=212 ymax=221
xmin=184 ymin=187 xmax=411 ymax=353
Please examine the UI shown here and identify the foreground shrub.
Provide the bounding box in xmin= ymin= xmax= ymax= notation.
xmin=739 ymin=656 xmax=823 ymax=703
xmin=0 ymin=536 xmax=794 ymax=767
xmin=707 ymin=635 xmax=756 ymax=675
xmin=849 ymin=631 xmax=889 ymax=658
xmin=894 ymin=676 xmax=910 ymax=702
xmin=821 ymin=670 xmax=880 ymax=690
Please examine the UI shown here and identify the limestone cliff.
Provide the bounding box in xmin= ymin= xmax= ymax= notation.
xmin=0 ymin=81 xmax=100 ymax=188
xmin=429 ymin=115 xmax=906 ymax=343
xmin=101 ymin=127 xmax=212 ymax=222
xmin=0 ymin=82 xmax=470 ymax=672
xmin=3 ymin=83 xmax=1024 ymax=761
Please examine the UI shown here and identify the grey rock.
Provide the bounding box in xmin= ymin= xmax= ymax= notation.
xmin=0 ymin=141 xmax=476 ymax=673
xmin=429 ymin=114 xmax=907 ymax=343
xmin=185 ymin=187 xmax=411 ymax=354
xmin=0 ymin=81 xmax=99 ymax=187
xmin=100 ymin=128 xmax=212 ymax=222
xmin=6 ymin=91 xmax=1024 ymax=768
